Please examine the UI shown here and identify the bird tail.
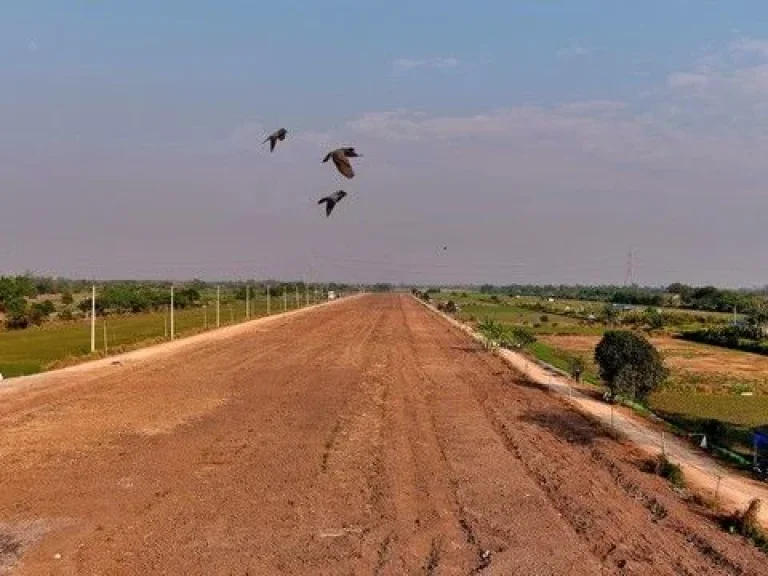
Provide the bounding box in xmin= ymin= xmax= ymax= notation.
xmin=322 ymin=153 xmax=332 ymax=163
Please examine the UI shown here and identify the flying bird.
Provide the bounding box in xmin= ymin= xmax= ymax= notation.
xmin=322 ymin=147 xmax=362 ymax=179
xmin=263 ymin=128 xmax=287 ymax=152
xmin=317 ymin=190 xmax=348 ymax=217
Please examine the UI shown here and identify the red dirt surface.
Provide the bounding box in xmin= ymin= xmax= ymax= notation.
xmin=0 ymin=294 xmax=766 ymax=575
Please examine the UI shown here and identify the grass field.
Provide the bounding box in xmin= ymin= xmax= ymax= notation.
xmin=428 ymin=291 xmax=768 ymax=438
xmin=0 ymin=295 xmax=307 ymax=378
xmin=432 ymin=291 xmax=734 ymax=333
xmin=436 ymin=295 xmax=605 ymax=336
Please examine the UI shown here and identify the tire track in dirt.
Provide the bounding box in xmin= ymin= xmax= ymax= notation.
xmin=405 ymin=297 xmax=768 ymax=576
xmin=397 ymin=298 xmax=608 ymax=575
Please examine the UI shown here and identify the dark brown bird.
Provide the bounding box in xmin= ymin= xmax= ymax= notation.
xmin=263 ymin=128 xmax=287 ymax=152
xmin=317 ymin=190 xmax=348 ymax=217
xmin=322 ymin=147 xmax=362 ymax=179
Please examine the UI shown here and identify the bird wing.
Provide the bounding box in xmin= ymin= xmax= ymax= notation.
xmin=317 ymin=196 xmax=336 ymax=217
xmin=333 ymin=153 xmax=355 ymax=179
xmin=269 ymin=137 xmax=277 ymax=152
xmin=322 ymin=152 xmax=333 ymax=163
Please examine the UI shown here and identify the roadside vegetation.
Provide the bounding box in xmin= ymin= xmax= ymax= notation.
xmin=419 ymin=286 xmax=768 ymax=473
xmin=0 ymin=275 xmax=355 ymax=377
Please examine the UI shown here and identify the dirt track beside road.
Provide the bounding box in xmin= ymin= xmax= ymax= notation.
xmin=1 ymin=294 xmax=766 ymax=575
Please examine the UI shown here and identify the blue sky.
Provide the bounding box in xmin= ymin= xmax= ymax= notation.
xmin=2 ymin=1 xmax=768 ymax=285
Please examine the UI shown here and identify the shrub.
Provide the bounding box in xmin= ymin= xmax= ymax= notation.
xmin=61 ymin=291 xmax=74 ymax=305
xmin=540 ymin=314 xmax=549 ymax=323
xmin=509 ymin=326 xmax=536 ymax=347
xmin=477 ymin=318 xmax=505 ymax=350
xmin=649 ymin=454 xmax=685 ymax=488
xmin=722 ymin=499 xmax=767 ymax=551
xmin=568 ymin=356 xmax=586 ymax=382
xmin=4 ymin=297 xmax=29 ymax=330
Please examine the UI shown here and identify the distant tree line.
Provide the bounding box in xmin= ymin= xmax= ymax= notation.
xmin=0 ymin=274 xmax=362 ymax=330
xmin=468 ymin=282 xmax=767 ymax=315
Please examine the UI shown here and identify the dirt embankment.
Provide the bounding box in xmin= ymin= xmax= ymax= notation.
xmin=0 ymin=295 xmax=765 ymax=575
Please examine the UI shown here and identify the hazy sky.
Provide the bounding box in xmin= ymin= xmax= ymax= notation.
xmin=2 ymin=1 xmax=768 ymax=286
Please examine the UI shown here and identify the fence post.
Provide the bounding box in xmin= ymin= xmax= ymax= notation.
xmin=714 ymin=475 xmax=722 ymax=509
xmin=170 ymin=285 xmax=175 ymax=341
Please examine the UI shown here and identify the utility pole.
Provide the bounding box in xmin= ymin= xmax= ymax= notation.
xmin=267 ymin=285 xmax=271 ymax=315
xmin=216 ymin=285 xmax=221 ymax=327
xmin=283 ymin=288 xmax=287 ymax=312
xmin=90 ymin=284 xmax=96 ymax=353
xmin=246 ymin=284 xmax=250 ymax=319
xmin=170 ymin=285 xmax=175 ymax=340
xmin=306 ymin=283 xmax=310 ymax=307
xmin=295 ymin=284 xmax=300 ymax=308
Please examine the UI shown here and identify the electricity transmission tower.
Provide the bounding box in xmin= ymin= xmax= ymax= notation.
xmin=623 ymin=249 xmax=635 ymax=286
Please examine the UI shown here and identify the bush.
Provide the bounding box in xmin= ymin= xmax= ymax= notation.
xmin=568 ymin=356 xmax=586 ymax=382
xmin=61 ymin=291 xmax=74 ymax=306
xmin=477 ymin=318 xmax=505 ymax=350
xmin=722 ymin=499 xmax=767 ymax=551
xmin=59 ymin=307 xmax=74 ymax=321
xmin=4 ymin=297 xmax=29 ymax=330
xmin=649 ymin=454 xmax=685 ymax=488
xmin=644 ymin=307 xmax=664 ymax=331
xmin=680 ymin=326 xmax=768 ymax=356
xmin=701 ymin=419 xmax=728 ymax=445
xmin=509 ymin=326 xmax=536 ymax=347
xmin=594 ymin=330 xmax=668 ymax=402
xmin=29 ymin=300 xmax=55 ymax=325
xmin=540 ymin=314 xmax=549 ymax=323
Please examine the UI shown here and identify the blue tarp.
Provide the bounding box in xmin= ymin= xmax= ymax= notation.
xmin=756 ymin=429 xmax=768 ymax=454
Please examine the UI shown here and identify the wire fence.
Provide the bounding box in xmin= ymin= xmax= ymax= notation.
xmin=0 ymin=286 xmax=334 ymax=379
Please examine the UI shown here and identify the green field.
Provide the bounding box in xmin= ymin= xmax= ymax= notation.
xmin=426 ymin=290 xmax=768 ymax=457
xmin=429 ymin=289 xmax=741 ymax=343
xmin=0 ymin=295 xmax=307 ymax=378
xmin=433 ymin=293 xmax=605 ymax=336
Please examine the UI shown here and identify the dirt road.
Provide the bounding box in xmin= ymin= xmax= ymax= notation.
xmin=1 ymin=294 xmax=766 ymax=575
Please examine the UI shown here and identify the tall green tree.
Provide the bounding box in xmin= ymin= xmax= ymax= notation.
xmin=594 ymin=330 xmax=667 ymax=402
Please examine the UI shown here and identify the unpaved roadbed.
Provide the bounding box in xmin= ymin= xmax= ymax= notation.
xmin=0 ymin=295 xmax=766 ymax=575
